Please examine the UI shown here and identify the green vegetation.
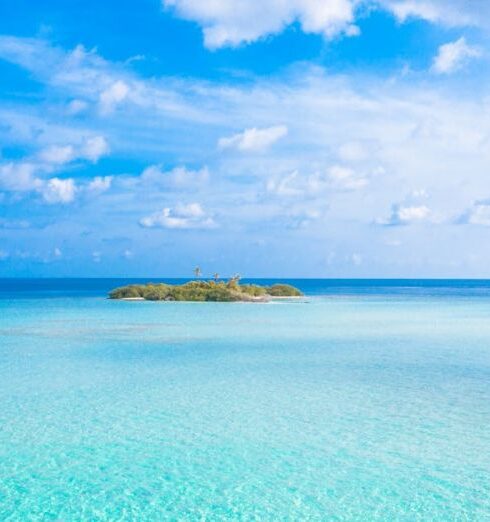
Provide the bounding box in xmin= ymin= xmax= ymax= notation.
xmin=109 ymin=280 xmax=303 ymax=302
xmin=267 ymin=284 xmax=303 ymax=297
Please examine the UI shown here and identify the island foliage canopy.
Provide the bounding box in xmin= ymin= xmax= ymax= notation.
xmin=109 ymin=279 xmax=303 ymax=302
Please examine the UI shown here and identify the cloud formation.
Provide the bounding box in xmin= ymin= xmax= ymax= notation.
xmin=86 ymin=176 xmax=113 ymax=194
xmin=380 ymin=204 xmax=431 ymax=225
xmin=267 ymin=166 xmax=369 ymax=197
xmin=432 ymin=37 xmax=481 ymax=74
xmin=3 ymin=33 xmax=490 ymax=275
xmin=41 ymin=178 xmax=76 ymax=204
xmin=39 ymin=145 xmax=75 ymax=165
xmin=163 ymin=0 xmax=358 ymax=48
xmin=219 ymin=126 xmax=288 ymax=152
xmin=381 ymin=0 xmax=490 ymax=27
xmin=0 ymin=163 xmax=40 ymax=191
xmin=162 ymin=0 xmax=490 ymax=49
xmin=139 ymin=165 xmax=209 ymax=190
xmin=139 ymin=203 xmax=216 ymax=229
xmin=99 ymin=80 xmax=130 ymax=115
xmin=0 ymin=133 xmax=110 ymax=204
xmin=38 ymin=136 xmax=109 ymax=166
xmin=460 ymin=201 xmax=490 ymax=226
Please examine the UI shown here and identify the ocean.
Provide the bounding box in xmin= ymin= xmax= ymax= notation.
xmin=1 ymin=279 xmax=489 ymax=520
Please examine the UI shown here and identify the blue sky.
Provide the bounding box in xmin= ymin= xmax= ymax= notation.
xmin=1 ymin=0 xmax=490 ymax=277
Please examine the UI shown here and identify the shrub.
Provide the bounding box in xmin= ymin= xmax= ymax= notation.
xmin=109 ymin=280 xmax=303 ymax=301
xmin=266 ymin=284 xmax=303 ymax=297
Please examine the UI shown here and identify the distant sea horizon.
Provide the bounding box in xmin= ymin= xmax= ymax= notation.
xmin=3 ymin=277 xmax=490 ymax=299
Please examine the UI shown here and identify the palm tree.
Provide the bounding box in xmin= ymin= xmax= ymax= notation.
xmin=213 ymin=273 xmax=219 ymax=281
xmin=228 ymin=273 xmax=241 ymax=287
xmin=193 ymin=266 xmax=202 ymax=279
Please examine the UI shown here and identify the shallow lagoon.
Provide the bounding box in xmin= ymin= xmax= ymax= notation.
xmin=1 ymin=283 xmax=490 ymax=520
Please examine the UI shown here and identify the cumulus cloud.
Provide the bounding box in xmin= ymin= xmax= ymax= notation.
xmin=0 ymin=162 xmax=40 ymax=191
xmin=81 ymin=136 xmax=110 ymax=162
xmin=86 ymin=176 xmax=113 ymax=194
xmin=99 ymin=80 xmax=130 ymax=114
xmin=432 ymin=37 xmax=481 ymax=74
xmin=162 ymin=0 xmax=490 ymax=49
xmin=0 ymin=134 xmax=110 ymax=203
xmin=0 ymin=133 xmax=111 ymax=212
xmin=41 ymin=178 xmax=76 ymax=204
xmin=163 ymin=0 xmax=358 ymax=48
xmin=37 ymin=136 xmax=109 ymax=166
xmin=219 ymin=125 xmax=287 ymax=152
xmin=459 ymin=200 xmax=490 ymax=226
xmin=39 ymin=145 xmax=75 ymax=165
xmin=380 ymin=204 xmax=431 ymax=225
xmin=139 ymin=203 xmax=216 ymax=229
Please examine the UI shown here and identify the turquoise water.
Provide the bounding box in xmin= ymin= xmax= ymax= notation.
xmin=1 ymin=285 xmax=490 ymax=520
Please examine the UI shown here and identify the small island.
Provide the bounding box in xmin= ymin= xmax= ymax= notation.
xmin=109 ymin=279 xmax=303 ymax=302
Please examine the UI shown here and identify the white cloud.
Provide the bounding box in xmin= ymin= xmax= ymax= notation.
xmin=81 ymin=136 xmax=110 ymax=162
xmin=0 ymin=134 xmax=110 ymax=206
xmin=67 ymin=99 xmax=88 ymax=115
xmin=267 ymin=165 xmax=368 ymax=197
xmin=384 ymin=1 xmax=442 ymax=22
xmin=41 ymin=178 xmax=76 ymax=204
xmin=99 ymin=80 xmax=130 ymax=114
xmin=162 ymin=0 xmax=490 ymax=49
xmin=461 ymin=201 xmax=490 ymax=226
xmin=381 ymin=204 xmax=431 ymax=225
xmin=0 ymin=162 xmax=40 ymax=191
xmin=327 ymin=165 xmax=368 ymax=190
xmin=163 ymin=0 xmax=358 ymax=49
xmin=267 ymin=171 xmax=304 ymax=197
xmin=3 ymin=35 xmax=490 ymax=259
xmin=86 ymin=176 xmax=113 ymax=194
xmin=432 ymin=37 xmax=481 ymax=74
xmin=39 ymin=145 xmax=75 ymax=165
xmin=380 ymin=0 xmax=490 ymax=26
xmin=140 ymin=165 xmax=209 ymax=189
xmin=38 ymin=136 xmax=109 ymax=166
xmin=219 ymin=125 xmax=288 ymax=152
xmin=140 ymin=203 xmax=216 ymax=229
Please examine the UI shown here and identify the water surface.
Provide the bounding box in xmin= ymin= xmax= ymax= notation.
xmin=1 ymin=280 xmax=489 ymax=520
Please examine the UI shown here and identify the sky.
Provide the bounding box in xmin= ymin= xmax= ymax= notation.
xmin=1 ymin=0 xmax=490 ymax=278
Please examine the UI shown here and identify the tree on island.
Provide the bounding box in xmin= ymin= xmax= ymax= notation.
xmin=227 ymin=273 xmax=241 ymax=289
xmin=193 ymin=266 xmax=202 ymax=279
